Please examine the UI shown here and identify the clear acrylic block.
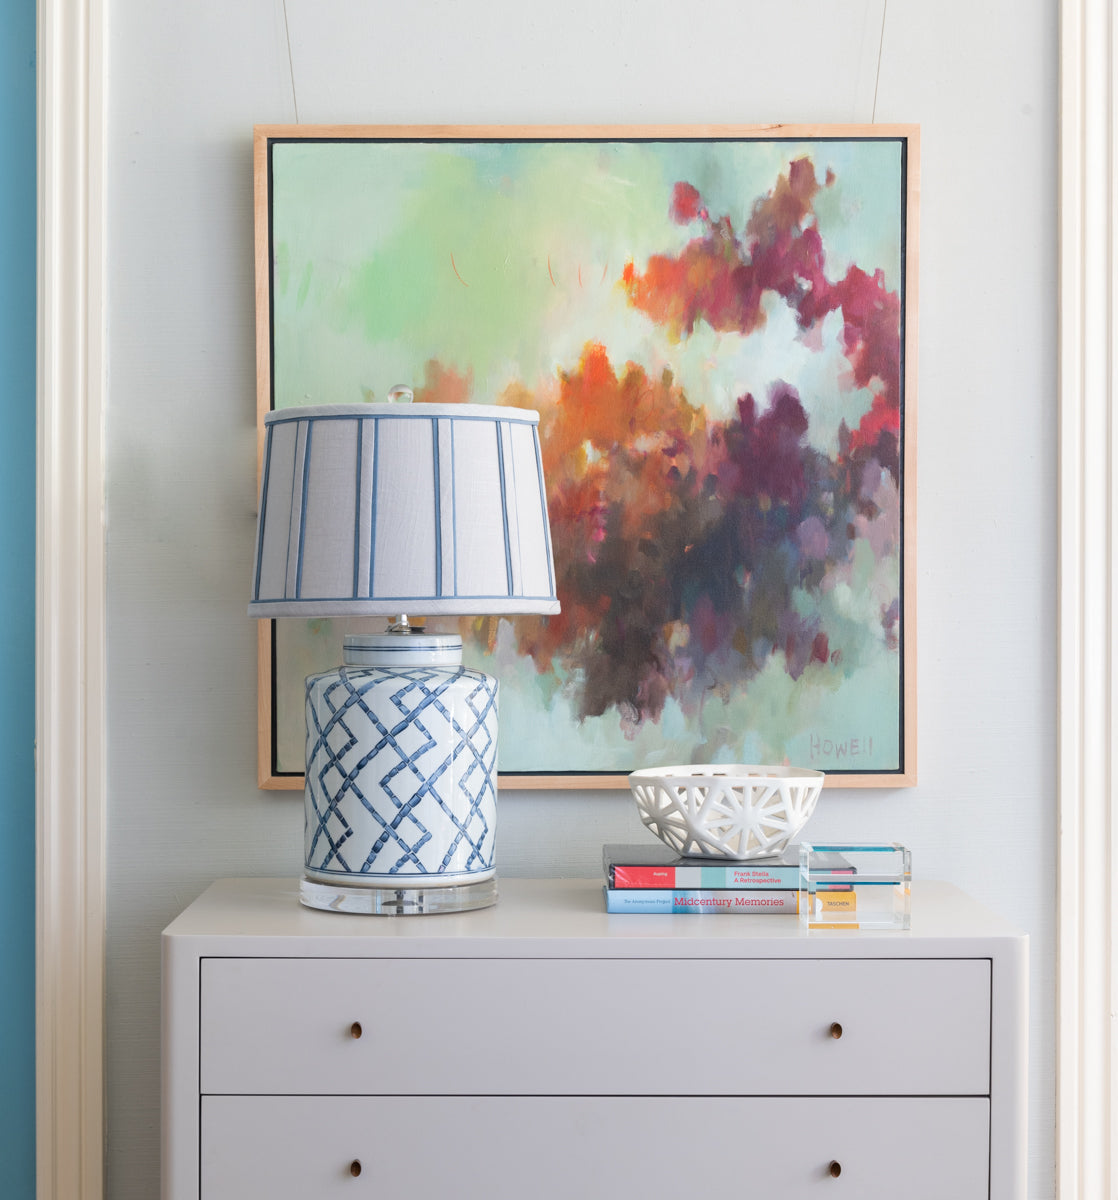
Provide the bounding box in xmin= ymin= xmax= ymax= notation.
xmin=798 ymin=843 xmax=911 ymax=930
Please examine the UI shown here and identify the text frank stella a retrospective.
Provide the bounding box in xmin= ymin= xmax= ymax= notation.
xmin=255 ymin=124 xmax=918 ymax=789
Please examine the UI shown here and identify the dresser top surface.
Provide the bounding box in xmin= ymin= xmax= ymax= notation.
xmin=162 ymin=877 xmax=1025 ymax=959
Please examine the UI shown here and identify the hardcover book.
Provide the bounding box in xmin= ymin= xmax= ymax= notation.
xmin=602 ymin=843 xmax=854 ymax=890
xmin=603 ymin=887 xmax=857 ymax=915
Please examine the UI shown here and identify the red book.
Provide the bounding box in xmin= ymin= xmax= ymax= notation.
xmin=603 ymin=843 xmax=854 ymax=889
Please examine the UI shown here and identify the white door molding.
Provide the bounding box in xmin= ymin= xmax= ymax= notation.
xmin=1058 ymin=0 xmax=1116 ymax=1196
xmin=36 ymin=0 xmax=107 ymax=1197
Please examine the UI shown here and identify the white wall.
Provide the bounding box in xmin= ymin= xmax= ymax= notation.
xmin=106 ymin=1 xmax=1057 ymax=1196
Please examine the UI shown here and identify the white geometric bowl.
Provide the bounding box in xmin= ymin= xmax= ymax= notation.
xmin=628 ymin=764 xmax=825 ymax=860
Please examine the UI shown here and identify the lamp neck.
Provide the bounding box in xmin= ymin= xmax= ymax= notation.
xmin=386 ymin=614 xmax=424 ymax=634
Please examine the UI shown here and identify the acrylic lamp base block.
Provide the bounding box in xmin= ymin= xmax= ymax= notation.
xmin=299 ymin=874 xmax=500 ymax=915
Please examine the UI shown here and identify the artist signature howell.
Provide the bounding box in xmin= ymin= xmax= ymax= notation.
xmin=809 ymin=734 xmax=874 ymax=762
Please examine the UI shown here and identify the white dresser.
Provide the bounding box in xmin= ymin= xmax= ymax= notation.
xmin=162 ymin=877 xmax=1028 ymax=1199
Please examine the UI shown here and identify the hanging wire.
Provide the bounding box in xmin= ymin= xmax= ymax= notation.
xmin=872 ymin=0 xmax=888 ymax=123
xmin=282 ymin=0 xmax=301 ymax=124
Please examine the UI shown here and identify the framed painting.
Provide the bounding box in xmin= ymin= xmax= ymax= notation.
xmin=254 ymin=123 xmax=918 ymax=790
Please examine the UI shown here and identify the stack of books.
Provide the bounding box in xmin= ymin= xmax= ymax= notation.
xmin=602 ymin=842 xmax=855 ymax=914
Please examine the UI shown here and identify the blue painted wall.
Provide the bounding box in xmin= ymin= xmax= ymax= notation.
xmin=0 ymin=0 xmax=37 ymax=1194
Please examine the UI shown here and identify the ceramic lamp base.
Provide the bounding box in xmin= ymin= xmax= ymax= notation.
xmin=303 ymin=632 xmax=499 ymax=913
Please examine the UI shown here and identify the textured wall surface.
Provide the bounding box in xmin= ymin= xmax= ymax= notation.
xmin=106 ymin=2 xmax=1057 ymax=1195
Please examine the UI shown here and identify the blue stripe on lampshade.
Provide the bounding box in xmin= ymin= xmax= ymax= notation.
xmin=495 ymin=421 xmax=513 ymax=597
xmin=253 ymin=422 xmax=274 ymax=602
xmin=368 ymin=416 xmax=378 ymax=599
xmin=352 ymin=419 xmax=362 ymax=600
xmin=294 ymin=418 xmax=313 ymax=598
xmin=437 ymin=417 xmax=457 ymax=599
xmin=533 ymin=429 xmax=557 ymax=598
xmin=285 ymin=419 xmax=309 ymax=599
xmin=250 ymin=403 xmax=560 ymax=618
xmin=431 ymin=417 xmax=442 ymax=597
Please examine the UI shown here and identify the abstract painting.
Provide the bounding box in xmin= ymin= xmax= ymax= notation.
xmin=254 ymin=124 xmax=918 ymax=788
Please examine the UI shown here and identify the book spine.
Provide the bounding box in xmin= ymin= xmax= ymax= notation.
xmin=603 ymin=888 xmax=800 ymax=914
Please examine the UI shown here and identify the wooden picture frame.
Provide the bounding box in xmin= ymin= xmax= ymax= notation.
xmin=254 ymin=123 xmax=918 ymax=790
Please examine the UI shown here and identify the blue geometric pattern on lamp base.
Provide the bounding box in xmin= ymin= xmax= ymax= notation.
xmin=304 ymin=660 xmax=498 ymax=885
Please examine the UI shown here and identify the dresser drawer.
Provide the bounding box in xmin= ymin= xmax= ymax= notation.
xmin=200 ymin=956 xmax=990 ymax=1096
xmin=202 ymin=1094 xmax=990 ymax=1200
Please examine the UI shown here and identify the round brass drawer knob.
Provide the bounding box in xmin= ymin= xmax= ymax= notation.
xmin=350 ymin=1160 xmax=363 ymax=1177
xmin=829 ymin=1021 xmax=843 ymax=1039
xmin=829 ymin=1160 xmax=842 ymax=1178
xmin=350 ymin=1021 xmax=363 ymax=1039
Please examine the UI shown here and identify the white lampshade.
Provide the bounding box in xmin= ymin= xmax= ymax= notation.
xmin=250 ymin=402 xmax=560 ymax=618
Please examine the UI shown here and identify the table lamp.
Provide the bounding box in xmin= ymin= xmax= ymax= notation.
xmin=249 ymin=397 xmax=559 ymax=914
